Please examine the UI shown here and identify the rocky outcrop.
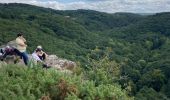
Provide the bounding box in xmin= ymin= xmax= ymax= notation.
xmin=0 ymin=41 xmax=77 ymax=71
xmin=45 ymin=55 xmax=76 ymax=70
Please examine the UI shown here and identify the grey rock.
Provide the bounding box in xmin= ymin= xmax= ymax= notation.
xmin=45 ymin=55 xmax=76 ymax=70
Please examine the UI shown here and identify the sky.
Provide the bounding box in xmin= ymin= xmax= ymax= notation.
xmin=0 ymin=0 xmax=170 ymax=13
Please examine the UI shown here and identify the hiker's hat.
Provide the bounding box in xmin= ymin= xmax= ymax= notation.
xmin=37 ymin=45 xmax=42 ymax=49
xmin=6 ymin=46 xmax=10 ymax=48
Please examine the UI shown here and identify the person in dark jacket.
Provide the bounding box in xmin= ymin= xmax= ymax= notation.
xmin=0 ymin=46 xmax=16 ymax=61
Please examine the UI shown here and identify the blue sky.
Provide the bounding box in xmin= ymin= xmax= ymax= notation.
xmin=0 ymin=0 xmax=170 ymax=13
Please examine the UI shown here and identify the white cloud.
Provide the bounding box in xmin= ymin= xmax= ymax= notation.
xmin=0 ymin=0 xmax=170 ymax=13
xmin=0 ymin=0 xmax=36 ymax=4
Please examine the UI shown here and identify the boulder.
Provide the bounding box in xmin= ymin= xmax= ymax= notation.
xmin=45 ymin=55 xmax=76 ymax=70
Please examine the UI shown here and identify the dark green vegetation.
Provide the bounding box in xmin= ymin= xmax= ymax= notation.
xmin=0 ymin=3 xmax=170 ymax=99
xmin=0 ymin=65 xmax=129 ymax=100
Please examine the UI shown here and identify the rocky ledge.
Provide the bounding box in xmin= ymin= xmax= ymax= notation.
xmin=0 ymin=40 xmax=77 ymax=71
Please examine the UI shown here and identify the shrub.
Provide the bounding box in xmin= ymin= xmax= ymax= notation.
xmin=0 ymin=64 xmax=130 ymax=100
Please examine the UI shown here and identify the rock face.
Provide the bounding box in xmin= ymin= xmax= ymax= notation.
xmin=45 ymin=55 xmax=76 ymax=70
xmin=0 ymin=41 xmax=77 ymax=71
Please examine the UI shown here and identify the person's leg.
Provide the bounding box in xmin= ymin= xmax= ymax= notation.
xmin=13 ymin=49 xmax=22 ymax=63
xmin=38 ymin=55 xmax=43 ymax=60
xmin=2 ymin=52 xmax=8 ymax=59
xmin=0 ymin=55 xmax=3 ymax=61
xmin=42 ymin=53 xmax=46 ymax=60
xmin=14 ymin=49 xmax=22 ymax=59
xmin=21 ymin=52 xmax=29 ymax=65
xmin=0 ymin=49 xmax=4 ymax=54
xmin=42 ymin=63 xmax=51 ymax=69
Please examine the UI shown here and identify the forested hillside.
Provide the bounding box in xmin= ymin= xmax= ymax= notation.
xmin=0 ymin=3 xmax=170 ymax=99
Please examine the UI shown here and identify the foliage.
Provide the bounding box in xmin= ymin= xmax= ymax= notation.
xmin=0 ymin=3 xmax=170 ymax=99
xmin=135 ymin=87 xmax=168 ymax=100
xmin=0 ymin=64 xmax=130 ymax=100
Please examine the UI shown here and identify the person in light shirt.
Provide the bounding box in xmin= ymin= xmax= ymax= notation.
xmin=32 ymin=49 xmax=49 ymax=68
xmin=32 ymin=49 xmax=43 ymax=63
xmin=36 ymin=45 xmax=48 ymax=61
xmin=15 ymin=33 xmax=28 ymax=65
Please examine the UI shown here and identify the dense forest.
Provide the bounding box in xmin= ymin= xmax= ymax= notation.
xmin=0 ymin=3 xmax=170 ymax=100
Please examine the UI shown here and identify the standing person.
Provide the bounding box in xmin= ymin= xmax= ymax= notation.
xmin=15 ymin=33 xmax=29 ymax=65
